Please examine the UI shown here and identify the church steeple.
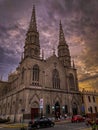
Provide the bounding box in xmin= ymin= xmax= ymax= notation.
xmin=24 ymin=5 xmax=40 ymax=60
xmin=29 ymin=5 xmax=37 ymax=32
xmin=59 ymin=20 xmax=66 ymax=43
xmin=58 ymin=21 xmax=71 ymax=67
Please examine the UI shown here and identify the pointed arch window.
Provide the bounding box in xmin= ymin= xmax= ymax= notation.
xmin=52 ymin=69 xmax=60 ymax=89
xmin=0 ymin=105 xmax=1 ymax=114
xmin=95 ymin=106 xmax=97 ymax=113
xmin=32 ymin=64 xmax=39 ymax=85
xmin=93 ymin=96 xmax=95 ymax=102
xmin=21 ymin=67 xmax=25 ymax=82
xmin=88 ymin=96 xmax=91 ymax=102
xmin=89 ymin=106 xmax=93 ymax=113
xmin=69 ymin=73 xmax=75 ymax=90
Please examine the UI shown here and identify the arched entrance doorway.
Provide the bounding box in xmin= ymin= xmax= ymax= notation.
xmin=31 ymin=102 xmax=39 ymax=120
xmin=55 ymin=101 xmax=60 ymax=119
xmin=72 ymin=103 xmax=78 ymax=115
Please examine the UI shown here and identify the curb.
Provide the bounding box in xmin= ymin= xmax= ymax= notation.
xmin=0 ymin=121 xmax=69 ymax=128
xmin=81 ymin=128 xmax=92 ymax=130
xmin=0 ymin=124 xmax=27 ymax=128
xmin=0 ymin=120 xmax=91 ymax=129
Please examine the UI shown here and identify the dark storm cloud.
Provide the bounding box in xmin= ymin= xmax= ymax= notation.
xmin=0 ymin=0 xmax=98 ymax=81
xmin=0 ymin=46 xmax=19 ymax=65
xmin=0 ymin=46 xmax=18 ymax=79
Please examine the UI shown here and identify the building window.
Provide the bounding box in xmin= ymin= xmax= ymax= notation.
xmin=95 ymin=106 xmax=97 ymax=113
xmin=21 ymin=67 xmax=25 ymax=82
xmin=89 ymin=106 xmax=93 ymax=113
xmin=82 ymin=96 xmax=84 ymax=103
xmin=69 ymin=73 xmax=75 ymax=90
xmin=52 ymin=69 xmax=60 ymax=89
xmin=32 ymin=65 xmax=39 ymax=85
xmin=0 ymin=105 xmax=1 ymax=114
xmin=93 ymin=96 xmax=95 ymax=102
xmin=88 ymin=96 xmax=91 ymax=102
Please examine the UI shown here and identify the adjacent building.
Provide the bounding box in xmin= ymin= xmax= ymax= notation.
xmin=81 ymin=89 xmax=98 ymax=118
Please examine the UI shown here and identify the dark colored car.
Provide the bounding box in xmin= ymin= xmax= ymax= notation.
xmin=71 ymin=115 xmax=85 ymax=123
xmin=0 ymin=118 xmax=10 ymax=123
xmin=27 ymin=117 xmax=55 ymax=129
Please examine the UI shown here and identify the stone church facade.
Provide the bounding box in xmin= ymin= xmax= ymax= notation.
xmin=0 ymin=6 xmax=82 ymax=122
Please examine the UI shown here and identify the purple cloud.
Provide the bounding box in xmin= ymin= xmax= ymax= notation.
xmin=0 ymin=0 xmax=98 ymax=81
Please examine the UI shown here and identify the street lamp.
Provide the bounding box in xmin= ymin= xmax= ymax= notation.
xmin=52 ymin=106 xmax=55 ymax=115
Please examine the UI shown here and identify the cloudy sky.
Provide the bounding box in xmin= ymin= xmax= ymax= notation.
xmin=0 ymin=0 xmax=98 ymax=83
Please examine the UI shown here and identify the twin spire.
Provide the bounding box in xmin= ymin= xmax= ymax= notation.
xmin=28 ymin=5 xmax=66 ymax=44
xmin=29 ymin=5 xmax=66 ymax=41
xmin=24 ymin=5 xmax=70 ymax=66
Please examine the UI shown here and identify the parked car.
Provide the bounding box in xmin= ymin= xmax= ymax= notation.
xmin=71 ymin=115 xmax=85 ymax=123
xmin=0 ymin=118 xmax=10 ymax=123
xmin=27 ymin=117 xmax=55 ymax=129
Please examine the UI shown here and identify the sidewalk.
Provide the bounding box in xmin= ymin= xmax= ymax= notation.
xmin=82 ymin=128 xmax=92 ymax=130
xmin=0 ymin=120 xmax=69 ymax=128
xmin=0 ymin=120 xmax=92 ymax=130
xmin=0 ymin=119 xmax=70 ymax=128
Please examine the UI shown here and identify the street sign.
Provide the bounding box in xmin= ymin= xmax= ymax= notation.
xmin=40 ymin=98 xmax=43 ymax=108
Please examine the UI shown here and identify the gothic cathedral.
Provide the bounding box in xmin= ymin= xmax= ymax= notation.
xmin=0 ymin=5 xmax=82 ymax=121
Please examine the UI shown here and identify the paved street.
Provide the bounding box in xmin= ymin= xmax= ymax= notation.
xmin=0 ymin=122 xmax=92 ymax=130
xmin=35 ymin=122 xmax=91 ymax=130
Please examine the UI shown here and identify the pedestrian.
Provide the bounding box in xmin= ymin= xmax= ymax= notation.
xmin=64 ymin=113 xmax=67 ymax=119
